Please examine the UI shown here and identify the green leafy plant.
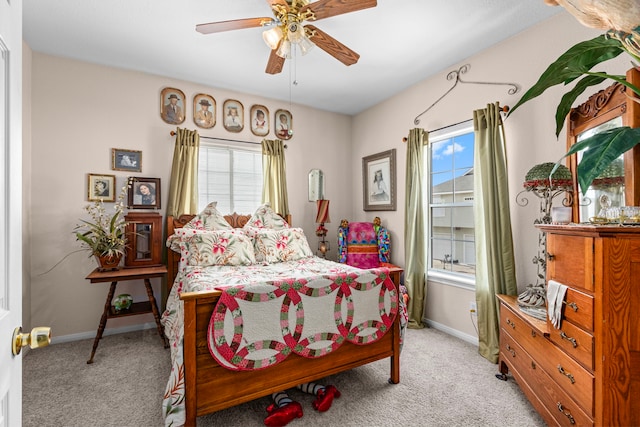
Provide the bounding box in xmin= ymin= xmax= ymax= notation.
xmin=74 ymin=186 xmax=128 ymax=258
xmin=509 ymin=34 xmax=640 ymax=193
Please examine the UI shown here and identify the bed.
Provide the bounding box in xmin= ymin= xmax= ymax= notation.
xmin=161 ymin=205 xmax=403 ymax=427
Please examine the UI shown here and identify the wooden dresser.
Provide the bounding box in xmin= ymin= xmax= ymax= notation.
xmin=498 ymin=224 xmax=640 ymax=427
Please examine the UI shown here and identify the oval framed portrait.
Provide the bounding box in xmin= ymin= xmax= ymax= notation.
xmin=274 ymin=109 xmax=293 ymax=140
xmin=223 ymin=99 xmax=244 ymax=133
xmin=160 ymin=87 xmax=186 ymax=125
xmin=250 ymin=104 xmax=269 ymax=137
xmin=193 ymin=93 xmax=216 ymax=129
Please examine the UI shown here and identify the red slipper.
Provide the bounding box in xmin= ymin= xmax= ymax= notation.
xmin=312 ymin=385 xmax=341 ymax=412
xmin=264 ymin=401 xmax=303 ymax=426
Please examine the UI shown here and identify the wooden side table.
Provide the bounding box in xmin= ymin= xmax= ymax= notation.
xmin=85 ymin=265 xmax=169 ymax=364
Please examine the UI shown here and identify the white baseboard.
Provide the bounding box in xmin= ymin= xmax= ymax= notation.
xmin=424 ymin=318 xmax=479 ymax=346
xmin=50 ymin=322 xmax=158 ymax=345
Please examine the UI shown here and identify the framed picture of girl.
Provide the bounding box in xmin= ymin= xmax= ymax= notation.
xmin=362 ymin=149 xmax=396 ymax=211
xmin=274 ymin=109 xmax=292 ymax=140
xmin=250 ymin=104 xmax=269 ymax=137
xmin=223 ymin=99 xmax=244 ymax=133
xmin=127 ymin=177 xmax=161 ymax=210
xmin=88 ymin=174 xmax=116 ymax=202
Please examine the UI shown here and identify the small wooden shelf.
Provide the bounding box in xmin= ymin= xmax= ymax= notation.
xmin=108 ymin=301 xmax=152 ymax=318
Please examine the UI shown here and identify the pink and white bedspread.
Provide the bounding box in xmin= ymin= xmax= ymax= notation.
xmin=161 ymin=257 xmax=400 ymax=427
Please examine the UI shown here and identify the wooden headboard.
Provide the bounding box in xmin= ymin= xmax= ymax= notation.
xmin=165 ymin=212 xmax=291 ymax=289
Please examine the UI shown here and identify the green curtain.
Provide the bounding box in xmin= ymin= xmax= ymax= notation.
xmin=166 ymin=127 xmax=200 ymax=217
xmin=261 ymin=139 xmax=290 ymax=216
xmin=473 ymin=103 xmax=518 ymax=363
xmin=404 ymin=128 xmax=427 ymax=328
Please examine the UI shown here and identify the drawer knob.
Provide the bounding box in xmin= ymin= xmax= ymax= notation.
xmin=505 ymin=344 xmax=516 ymax=357
xmin=557 ymin=402 xmax=576 ymax=425
xmin=557 ymin=365 xmax=576 ymax=384
xmin=566 ymin=301 xmax=579 ymax=312
xmin=506 ymin=319 xmax=515 ymax=329
xmin=560 ymin=331 xmax=578 ymax=348
xmin=547 ymin=253 xmax=555 ymax=261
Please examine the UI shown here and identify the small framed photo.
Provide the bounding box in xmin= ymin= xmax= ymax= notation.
xmin=274 ymin=109 xmax=293 ymax=140
xmin=193 ymin=93 xmax=216 ymax=129
xmin=250 ymin=104 xmax=269 ymax=137
xmin=223 ymin=99 xmax=244 ymax=133
xmin=112 ymin=148 xmax=142 ymax=172
xmin=160 ymin=87 xmax=186 ymax=125
xmin=88 ymin=174 xmax=116 ymax=202
xmin=363 ymin=149 xmax=396 ymax=211
xmin=127 ymin=177 xmax=161 ymax=210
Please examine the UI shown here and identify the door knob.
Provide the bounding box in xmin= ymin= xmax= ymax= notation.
xmin=12 ymin=326 xmax=51 ymax=356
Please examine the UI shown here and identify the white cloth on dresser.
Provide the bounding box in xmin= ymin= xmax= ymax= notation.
xmin=547 ymin=280 xmax=568 ymax=329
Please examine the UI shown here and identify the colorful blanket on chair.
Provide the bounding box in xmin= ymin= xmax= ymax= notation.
xmin=160 ymin=257 xmax=401 ymax=427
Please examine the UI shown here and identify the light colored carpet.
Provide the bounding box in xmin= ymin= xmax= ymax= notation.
xmin=23 ymin=327 xmax=544 ymax=427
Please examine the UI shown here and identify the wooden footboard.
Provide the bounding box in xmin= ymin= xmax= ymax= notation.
xmin=180 ymin=289 xmax=401 ymax=426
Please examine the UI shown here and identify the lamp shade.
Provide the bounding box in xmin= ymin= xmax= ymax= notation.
xmin=315 ymin=199 xmax=331 ymax=224
xmin=262 ymin=26 xmax=283 ymax=50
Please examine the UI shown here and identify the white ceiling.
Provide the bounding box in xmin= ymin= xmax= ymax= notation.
xmin=23 ymin=0 xmax=562 ymax=115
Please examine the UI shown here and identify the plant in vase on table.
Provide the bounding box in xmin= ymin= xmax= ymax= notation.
xmin=75 ymin=186 xmax=128 ymax=271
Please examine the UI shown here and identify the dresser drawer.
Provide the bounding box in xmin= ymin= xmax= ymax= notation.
xmin=548 ymin=319 xmax=594 ymax=370
xmin=501 ymin=331 xmax=593 ymax=427
xmin=528 ymin=337 xmax=594 ymax=415
xmin=562 ymin=287 xmax=594 ymax=332
xmin=500 ymin=302 xmax=548 ymax=356
xmin=547 ymin=234 xmax=594 ymax=291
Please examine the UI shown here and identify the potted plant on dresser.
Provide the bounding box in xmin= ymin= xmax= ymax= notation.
xmin=74 ymin=186 xmax=128 ymax=271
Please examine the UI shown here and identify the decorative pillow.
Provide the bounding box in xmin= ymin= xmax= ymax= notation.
xmin=249 ymin=227 xmax=313 ymax=263
xmin=244 ymin=203 xmax=290 ymax=230
xmin=167 ymin=201 xmax=232 ymax=252
xmin=176 ymin=228 xmax=256 ymax=267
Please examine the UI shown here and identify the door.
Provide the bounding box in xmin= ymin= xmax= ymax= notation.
xmin=0 ymin=1 xmax=23 ymax=426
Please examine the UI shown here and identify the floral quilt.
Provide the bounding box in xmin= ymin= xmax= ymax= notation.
xmin=161 ymin=257 xmax=402 ymax=427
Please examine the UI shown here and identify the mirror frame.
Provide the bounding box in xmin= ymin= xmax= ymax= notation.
xmin=308 ymin=169 xmax=325 ymax=202
xmin=567 ymin=67 xmax=640 ymax=222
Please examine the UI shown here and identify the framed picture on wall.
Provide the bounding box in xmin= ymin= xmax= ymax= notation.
xmin=112 ymin=148 xmax=142 ymax=172
xmin=160 ymin=87 xmax=186 ymax=125
xmin=193 ymin=93 xmax=216 ymax=129
xmin=274 ymin=109 xmax=293 ymax=140
xmin=88 ymin=173 xmax=116 ymax=202
xmin=362 ymin=149 xmax=396 ymax=211
xmin=250 ymin=104 xmax=269 ymax=137
xmin=127 ymin=177 xmax=161 ymax=210
xmin=223 ymin=99 xmax=244 ymax=133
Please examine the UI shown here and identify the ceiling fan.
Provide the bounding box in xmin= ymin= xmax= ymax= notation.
xmin=196 ymin=0 xmax=377 ymax=74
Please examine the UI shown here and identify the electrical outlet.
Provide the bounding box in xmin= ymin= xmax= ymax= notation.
xmin=469 ymin=301 xmax=477 ymax=314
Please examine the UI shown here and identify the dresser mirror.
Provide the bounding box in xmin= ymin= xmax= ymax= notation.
xmin=567 ymin=67 xmax=640 ymax=223
xmin=308 ymin=169 xmax=325 ymax=201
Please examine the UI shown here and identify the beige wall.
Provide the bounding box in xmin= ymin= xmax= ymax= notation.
xmin=351 ymin=12 xmax=628 ymax=339
xmin=27 ymin=53 xmax=353 ymax=339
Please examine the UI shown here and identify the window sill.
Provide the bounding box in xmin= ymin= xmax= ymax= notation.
xmin=427 ymin=269 xmax=475 ymax=291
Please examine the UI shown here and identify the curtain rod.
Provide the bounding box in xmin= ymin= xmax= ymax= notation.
xmin=413 ymin=64 xmax=519 ymax=126
xmin=169 ymin=131 xmax=287 ymax=148
xmin=402 ymin=106 xmax=509 ymax=143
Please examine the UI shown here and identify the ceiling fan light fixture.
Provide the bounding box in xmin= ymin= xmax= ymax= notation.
xmin=276 ymin=39 xmax=292 ymax=59
xmin=298 ymin=35 xmax=315 ymax=56
xmin=262 ymin=26 xmax=283 ymax=50
xmin=287 ymin=22 xmax=304 ymax=43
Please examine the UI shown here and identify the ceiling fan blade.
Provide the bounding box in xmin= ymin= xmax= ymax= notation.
xmin=300 ymin=0 xmax=377 ymax=21
xmin=196 ymin=17 xmax=274 ymax=34
xmin=306 ymin=25 xmax=360 ymax=66
xmin=265 ymin=49 xmax=285 ymax=74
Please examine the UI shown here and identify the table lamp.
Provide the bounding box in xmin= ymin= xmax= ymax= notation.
xmin=315 ymin=199 xmax=330 ymax=258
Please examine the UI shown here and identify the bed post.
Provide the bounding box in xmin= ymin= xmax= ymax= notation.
xmin=183 ymin=298 xmax=197 ymax=426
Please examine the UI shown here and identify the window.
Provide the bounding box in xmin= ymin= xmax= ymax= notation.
xmin=198 ymin=140 xmax=263 ymax=213
xmin=425 ymin=121 xmax=475 ymax=286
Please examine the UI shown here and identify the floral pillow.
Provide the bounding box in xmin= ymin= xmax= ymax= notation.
xmin=249 ymin=227 xmax=313 ymax=264
xmin=176 ymin=228 xmax=256 ymax=267
xmin=244 ymin=203 xmax=290 ymax=230
xmin=167 ymin=201 xmax=232 ymax=252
